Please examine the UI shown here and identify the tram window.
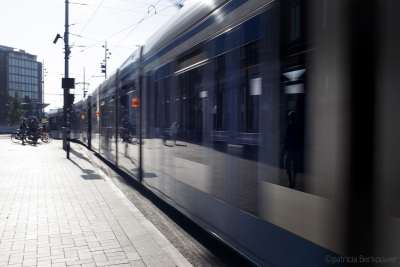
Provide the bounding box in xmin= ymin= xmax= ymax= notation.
xmin=239 ymin=41 xmax=261 ymax=133
xmin=290 ymin=1 xmax=301 ymax=40
xmin=163 ymin=77 xmax=170 ymax=125
xmin=283 ymin=0 xmax=305 ymax=44
xmin=213 ymin=54 xmax=228 ymax=132
xmin=154 ymin=81 xmax=159 ymax=127
xmin=240 ymin=41 xmax=260 ymax=69
xmin=214 ymin=54 xmax=225 ymax=76
xmin=177 ymin=48 xmax=204 ymax=72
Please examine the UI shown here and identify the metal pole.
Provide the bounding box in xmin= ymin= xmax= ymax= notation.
xmin=42 ymin=60 xmax=45 ymax=119
xmin=83 ymin=67 xmax=86 ymax=98
xmin=76 ymin=68 xmax=89 ymax=98
xmin=104 ymin=41 xmax=107 ymax=79
xmin=102 ymin=41 xmax=109 ymax=79
xmin=64 ymin=0 xmax=70 ymax=159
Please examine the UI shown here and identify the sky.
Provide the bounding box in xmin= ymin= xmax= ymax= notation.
xmin=0 ymin=0 xmax=185 ymax=111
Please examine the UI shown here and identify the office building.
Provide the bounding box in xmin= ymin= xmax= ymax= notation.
xmin=0 ymin=45 xmax=47 ymax=125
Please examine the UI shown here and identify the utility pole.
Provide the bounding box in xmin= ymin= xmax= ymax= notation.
xmin=41 ymin=60 xmax=47 ymax=121
xmin=61 ymin=0 xmax=74 ymax=159
xmin=53 ymin=0 xmax=74 ymax=158
xmin=76 ymin=67 xmax=89 ymax=98
xmin=101 ymin=41 xmax=111 ymax=79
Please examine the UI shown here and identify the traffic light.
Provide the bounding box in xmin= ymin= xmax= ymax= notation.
xmin=101 ymin=63 xmax=106 ymax=74
xmin=132 ymin=98 xmax=139 ymax=108
xmin=66 ymin=93 xmax=75 ymax=107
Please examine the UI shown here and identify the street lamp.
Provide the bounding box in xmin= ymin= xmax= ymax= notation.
xmin=53 ymin=33 xmax=62 ymax=44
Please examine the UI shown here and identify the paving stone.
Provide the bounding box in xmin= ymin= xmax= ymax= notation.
xmin=0 ymin=137 xmax=192 ymax=267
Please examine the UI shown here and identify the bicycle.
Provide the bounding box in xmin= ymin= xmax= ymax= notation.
xmin=38 ymin=128 xmax=52 ymax=143
xmin=11 ymin=128 xmax=51 ymax=144
xmin=127 ymin=132 xmax=138 ymax=144
xmin=118 ymin=127 xmax=139 ymax=144
xmin=11 ymin=129 xmax=25 ymax=143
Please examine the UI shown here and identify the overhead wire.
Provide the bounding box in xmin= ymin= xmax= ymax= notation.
xmin=68 ymin=0 xmax=183 ymax=87
xmin=111 ymin=0 xmax=161 ymax=53
xmin=70 ymin=2 xmax=151 ymax=27
xmin=78 ymin=0 xmax=179 ymax=54
xmin=71 ymin=0 xmax=106 ymax=47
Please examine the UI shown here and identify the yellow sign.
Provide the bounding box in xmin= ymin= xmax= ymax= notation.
xmin=42 ymin=118 xmax=47 ymax=124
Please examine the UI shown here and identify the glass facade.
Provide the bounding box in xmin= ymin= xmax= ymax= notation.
xmin=0 ymin=45 xmax=44 ymax=124
xmin=8 ymin=55 xmax=40 ymax=101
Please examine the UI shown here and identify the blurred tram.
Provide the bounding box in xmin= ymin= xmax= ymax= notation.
xmin=49 ymin=0 xmax=400 ymax=266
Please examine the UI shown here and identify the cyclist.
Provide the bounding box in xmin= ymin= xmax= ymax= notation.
xmin=30 ymin=117 xmax=40 ymax=143
xmin=19 ymin=118 xmax=27 ymax=145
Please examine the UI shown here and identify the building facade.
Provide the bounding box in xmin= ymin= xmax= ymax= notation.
xmin=0 ymin=45 xmax=46 ymax=125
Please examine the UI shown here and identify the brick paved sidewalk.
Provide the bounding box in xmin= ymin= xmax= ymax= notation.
xmin=0 ymin=136 xmax=192 ymax=267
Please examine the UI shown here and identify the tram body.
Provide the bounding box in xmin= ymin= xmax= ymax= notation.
xmin=49 ymin=1 xmax=400 ymax=265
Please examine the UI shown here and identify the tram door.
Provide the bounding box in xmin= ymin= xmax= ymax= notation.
xmin=176 ymin=67 xmax=204 ymax=143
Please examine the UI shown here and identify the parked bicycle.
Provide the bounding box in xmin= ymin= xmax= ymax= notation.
xmin=11 ymin=129 xmax=39 ymax=144
xmin=11 ymin=128 xmax=52 ymax=144
xmin=39 ymin=127 xmax=52 ymax=143
xmin=11 ymin=129 xmax=26 ymax=143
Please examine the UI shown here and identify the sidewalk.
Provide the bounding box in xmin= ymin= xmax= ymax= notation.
xmin=0 ymin=135 xmax=192 ymax=267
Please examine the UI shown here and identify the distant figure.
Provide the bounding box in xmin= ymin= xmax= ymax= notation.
xmin=19 ymin=118 xmax=27 ymax=145
xmin=26 ymin=117 xmax=40 ymax=145
xmin=170 ymin=122 xmax=179 ymax=145
xmin=27 ymin=118 xmax=33 ymax=137
xmin=121 ymin=118 xmax=130 ymax=142
xmin=162 ymin=122 xmax=168 ymax=145
xmin=283 ymin=111 xmax=303 ymax=188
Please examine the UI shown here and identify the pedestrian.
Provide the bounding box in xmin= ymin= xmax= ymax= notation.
xmin=170 ymin=122 xmax=178 ymax=145
xmin=19 ymin=118 xmax=27 ymax=145
xmin=283 ymin=111 xmax=303 ymax=188
xmin=121 ymin=118 xmax=129 ymax=142
xmin=162 ymin=122 xmax=168 ymax=145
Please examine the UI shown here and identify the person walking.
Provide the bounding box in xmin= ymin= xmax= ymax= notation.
xmin=170 ymin=122 xmax=179 ymax=145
